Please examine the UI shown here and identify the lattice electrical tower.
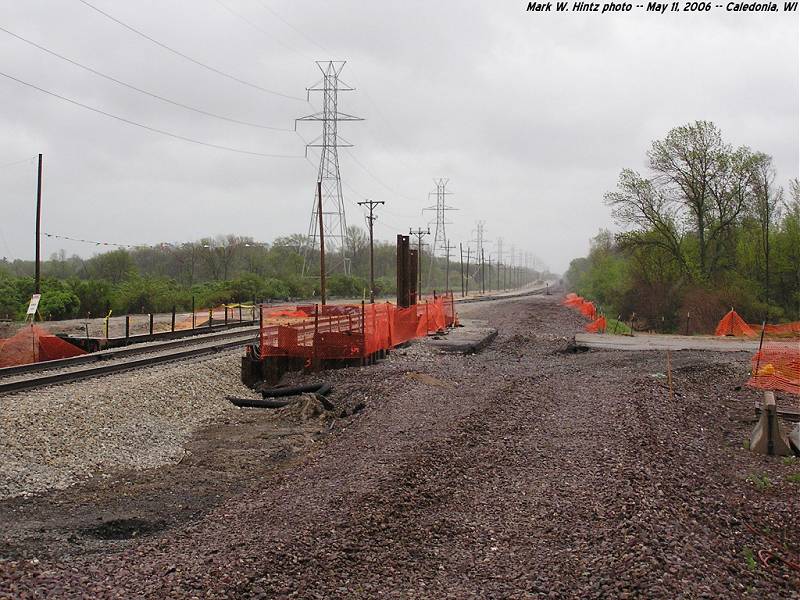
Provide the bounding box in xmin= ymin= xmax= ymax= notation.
xmin=423 ymin=178 xmax=455 ymax=287
xmin=296 ymin=61 xmax=362 ymax=275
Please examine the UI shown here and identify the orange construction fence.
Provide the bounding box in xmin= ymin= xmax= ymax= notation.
xmin=564 ymin=293 xmax=598 ymax=322
xmin=747 ymin=342 xmax=800 ymax=396
xmin=715 ymin=309 xmax=800 ymax=339
xmin=0 ymin=324 xmax=87 ymax=368
xmin=585 ymin=315 xmax=607 ymax=333
xmin=258 ymin=293 xmax=457 ymax=361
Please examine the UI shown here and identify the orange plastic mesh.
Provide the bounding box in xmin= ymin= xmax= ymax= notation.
xmin=714 ymin=310 xmax=756 ymax=337
xmin=578 ymin=300 xmax=597 ymax=319
xmin=0 ymin=324 xmax=87 ymax=368
xmin=563 ymin=294 xmax=597 ymax=319
xmin=258 ymin=293 xmax=457 ymax=361
xmin=585 ymin=316 xmax=607 ymax=333
xmin=746 ymin=342 xmax=800 ymax=396
xmin=714 ymin=310 xmax=800 ymax=339
xmin=750 ymin=322 xmax=800 ymax=339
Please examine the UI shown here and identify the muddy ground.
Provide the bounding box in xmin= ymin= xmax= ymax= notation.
xmin=1 ymin=294 xmax=798 ymax=598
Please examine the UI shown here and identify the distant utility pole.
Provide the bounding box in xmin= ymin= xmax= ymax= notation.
xmin=496 ymin=237 xmax=503 ymax=291
xmin=443 ymin=240 xmax=454 ymax=294
xmin=459 ymin=243 xmax=465 ymax=297
xmin=297 ymin=61 xmax=362 ymax=276
xmin=510 ymin=245 xmax=516 ymax=289
xmin=357 ymin=199 xmax=384 ymax=303
xmin=465 ymin=246 xmax=472 ymax=297
xmin=423 ymin=178 xmax=455 ymax=289
xmin=409 ymin=227 xmax=430 ymax=296
xmin=470 ymin=221 xmax=488 ymax=294
xmin=480 ymin=247 xmax=485 ymax=294
xmin=34 ymin=153 xmax=43 ymax=295
xmin=317 ymin=181 xmax=326 ymax=306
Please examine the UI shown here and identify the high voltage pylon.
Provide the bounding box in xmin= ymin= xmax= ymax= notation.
xmin=422 ymin=178 xmax=455 ymax=288
xmin=296 ymin=60 xmax=362 ymax=276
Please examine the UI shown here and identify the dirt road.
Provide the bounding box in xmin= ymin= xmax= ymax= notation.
xmin=1 ymin=295 xmax=798 ymax=598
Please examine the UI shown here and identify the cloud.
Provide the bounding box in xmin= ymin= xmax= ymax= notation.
xmin=0 ymin=0 xmax=796 ymax=272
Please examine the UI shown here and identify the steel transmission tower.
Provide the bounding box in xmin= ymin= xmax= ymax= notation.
xmin=297 ymin=61 xmax=362 ymax=276
xmin=423 ymin=178 xmax=455 ymax=288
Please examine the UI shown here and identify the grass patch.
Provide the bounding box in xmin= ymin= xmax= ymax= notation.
xmin=605 ymin=318 xmax=632 ymax=335
xmin=742 ymin=439 xmax=751 ymax=450
xmin=782 ymin=456 xmax=796 ymax=465
xmin=746 ymin=474 xmax=771 ymax=491
xmin=742 ymin=547 xmax=757 ymax=571
xmin=786 ymin=474 xmax=800 ymax=484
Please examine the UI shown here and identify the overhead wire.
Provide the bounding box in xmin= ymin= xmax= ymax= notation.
xmin=43 ymin=232 xmax=135 ymax=248
xmin=75 ymin=0 xmax=306 ymax=101
xmin=0 ymin=69 xmax=304 ymax=158
xmin=213 ymin=0 xmax=315 ymax=63
xmin=0 ymin=26 xmax=292 ymax=132
xmin=251 ymin=0 xmax=329 ymax=54
xmin=0 ymin=155 xmax=37 ymax=170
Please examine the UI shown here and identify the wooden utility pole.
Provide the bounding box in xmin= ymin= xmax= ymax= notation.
xmin=34 ymin=153 xmax=42 ymax=295
xmin=481 ymin=248 xmax=485 ymax=295
xmin=409 ymin=227 xmax=430 ymax=298
xmin=459 ymin=243 xmax=465 ymax=298
xmin=443 ymin=240 xmax=454 ymax=294
xmin=317 ymin=180 xmax=326 ymax=306
xmin=465 ymin=246 xmax=471 ymax=297
xmin=357 ymin=199 xmax=384 ymax=303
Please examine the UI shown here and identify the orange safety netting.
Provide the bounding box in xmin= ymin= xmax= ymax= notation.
xmin=714 ymin=310 xmax=756 ymax=337
xmin=0 ymin=324 xmax=87 ymax=368
xmin=585 ymin=315 xmax=607 ymax=333
xmin=714 ymin=310 xmax=800 ymax=339
xmin=563 ymin=294 xmax=597 ymax=320
xmin=258 ymin=293 xmax=458 ymax=361
xmin=751 ymin=322 xmax=800 ymax=338
xmin=746 ymin=342 xmax=800 ymax=396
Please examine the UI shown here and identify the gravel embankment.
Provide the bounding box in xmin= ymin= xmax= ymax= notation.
xmin=1 ymin=294 xmax=798 ymax=598
xmin=0 ymin=351 xmax=257 ymax=499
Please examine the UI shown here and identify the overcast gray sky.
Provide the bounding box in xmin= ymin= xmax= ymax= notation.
xmin=0 ymin=0 xmax=797 ymax=273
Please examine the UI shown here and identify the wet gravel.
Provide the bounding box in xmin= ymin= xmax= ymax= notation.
xmin=0 ymin=351 xmax=257 ymax=500
xmin=1 ymin=294 xmax=798 ymax=598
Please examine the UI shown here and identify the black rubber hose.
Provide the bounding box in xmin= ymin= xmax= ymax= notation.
xmin=259 ymin=382 xmax=327 ymax=398
xmin=226 ymin=395 xmax=294 ymax=408
xmin=228 ymin=383 xmax=335 ymax=410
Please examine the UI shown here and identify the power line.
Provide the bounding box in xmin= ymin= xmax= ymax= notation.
xmin=75 ymin=0 xmax=305 ymax=101
xmin=252 ymin=0 xmax=329 ymax=54
xmin=0 ymin=25 xmax=292 ymax=132
xmin=214 ymin=0 xmax=314 ymax=63
xmin=0 ymin=69 xmax=304 ymax=158
xmin=43 ymin=232 xmax=135 ymax=248
xmin=0 ymin=155 xmax=37 ymax=169
xmin=343 ymin=147 xmax=419 ymax=205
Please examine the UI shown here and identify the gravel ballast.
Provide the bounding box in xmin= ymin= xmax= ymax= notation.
xmin=1 ymin=294 xmax=798 ymax=598
xmin=0 ymin=352 xmax=256 ymax=499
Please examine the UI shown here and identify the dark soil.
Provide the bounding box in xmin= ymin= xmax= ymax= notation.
xmin=1 ymin=294 xmax=798 ymax=598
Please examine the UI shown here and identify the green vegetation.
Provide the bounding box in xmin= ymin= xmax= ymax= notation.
xmin=0 ymin=229 xmax=550 ymax=321
xmin=746 ymin=474 xmax=771 ymax=491
xmin=604 ymin=317 xmax=632 ymax=335
xmin=742 ymin=547 xmax=757 ymax=571
xmin=786 ymin=474 xmax=800 ymax=484
xmin=565 ymin=121 xmax=799 ymax=333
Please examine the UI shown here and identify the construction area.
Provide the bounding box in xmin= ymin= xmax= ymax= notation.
xmin=0 ymin=287 xmax=798 ymax=598
xmin=0 ymin=3 xmax=798 ymax=597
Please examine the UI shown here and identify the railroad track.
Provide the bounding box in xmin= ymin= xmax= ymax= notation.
xmin=0 ymin=286 xmax=557 ymax=396
xmin=0 ymin=327 xmax=259 ymax=396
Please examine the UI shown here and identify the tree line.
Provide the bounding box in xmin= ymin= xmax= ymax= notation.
xmin=566 ymin=121 xmax=799 ymax=333
xmin=1 ymin=226 xmax=547 ymax=321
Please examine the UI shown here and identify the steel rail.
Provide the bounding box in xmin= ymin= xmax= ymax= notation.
xmin=0 ymin=331 xmax=258 ymax=396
